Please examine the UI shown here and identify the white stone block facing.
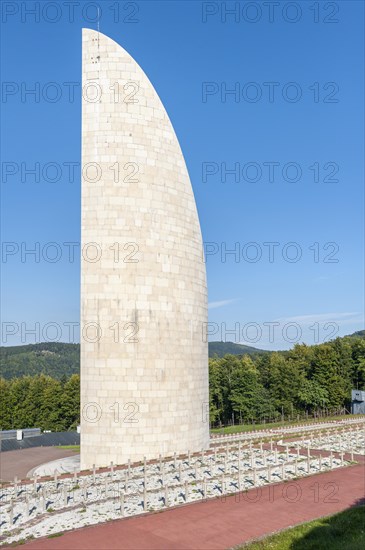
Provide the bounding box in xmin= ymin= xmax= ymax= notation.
xmin=81 ymin=30 xmax=209 ymax=469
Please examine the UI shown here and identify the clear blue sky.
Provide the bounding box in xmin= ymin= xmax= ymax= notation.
xmin=1 ymin=1 xmax=364 ymax=349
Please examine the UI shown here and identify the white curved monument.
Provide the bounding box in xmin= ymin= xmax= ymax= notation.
xmin=81 ymin=29 xmax=209 ymax=469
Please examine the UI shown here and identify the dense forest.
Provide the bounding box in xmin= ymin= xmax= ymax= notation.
xmin=0 ymin=333 xmax=364 ymax=431
xmin=0 ymin=374 xmax=80 ymax=431
xmin=210 ymin=335 xmax=365 ymax=426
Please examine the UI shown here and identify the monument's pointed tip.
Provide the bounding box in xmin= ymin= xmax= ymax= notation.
xmin=82 ymin=28 xmax=110 ymax=39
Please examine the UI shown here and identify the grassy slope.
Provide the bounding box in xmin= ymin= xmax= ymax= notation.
xmin=211 ymin=414 xmax=363 ymax=434
xmin=242 ymin=505 xmax=365 ymax=550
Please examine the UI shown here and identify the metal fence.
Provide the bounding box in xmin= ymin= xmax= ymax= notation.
xmin=0 ymin=431 xmax=80 ymax=452
xmin=0 ymin=428 xmax=41 ymax=440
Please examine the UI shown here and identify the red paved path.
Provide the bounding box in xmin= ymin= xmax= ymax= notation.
xmin=21 ymin=461 xmax=365 ymax=550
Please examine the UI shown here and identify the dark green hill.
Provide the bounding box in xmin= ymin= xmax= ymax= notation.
xmin=0 ymin=341 xmax=267 ymax=377
xmin=0 ymin=342 xmax=79 ymax=379
xmin=208 ymin=341 xmax=269 ymax=358
xmin=348 ymin=330 xmax=365 ymax=339
xmin=1 ymin=330 xmax=363 ymax=378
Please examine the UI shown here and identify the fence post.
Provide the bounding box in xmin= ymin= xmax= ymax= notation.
xmin=9 ymin=499 xmax=14 ymax=525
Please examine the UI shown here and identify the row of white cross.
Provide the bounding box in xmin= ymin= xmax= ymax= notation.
xmin=1 ymin=434 xmax=352 ymax=532
xmin=212 ymin=419 xmax=365 ymax=443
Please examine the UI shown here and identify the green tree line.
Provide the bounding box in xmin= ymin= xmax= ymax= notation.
xmin=210 ymin=337 xmax=365 ymax=426
xmin=0 ymin=335 xmax=364 ymax=431
xmin=0 ymin=374 xmax=80 ymax=431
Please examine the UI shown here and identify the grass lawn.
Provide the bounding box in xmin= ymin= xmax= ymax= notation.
xmin=241 ymin=505 xmax=365 ymax=549
xmin=211 ymin=414 xmax=363 ymax=435
xmin=58 ymin=445 xmax=80 ymax=452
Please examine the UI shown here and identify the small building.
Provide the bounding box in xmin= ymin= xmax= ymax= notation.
xmin=351 ymin=389 xmax=365 ymax=414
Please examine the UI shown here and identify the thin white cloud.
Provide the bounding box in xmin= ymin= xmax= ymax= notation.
xmin=274 ymin=312 xmax=363 ymax=326
xmin=208 ymin=299 xmax=236 ymax=310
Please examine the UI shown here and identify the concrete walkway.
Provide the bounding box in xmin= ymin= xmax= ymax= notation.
xmin=21 ymin=460 xmax=365 ymax=550
xmin=0 ymin=448 xmax=78 ymax=482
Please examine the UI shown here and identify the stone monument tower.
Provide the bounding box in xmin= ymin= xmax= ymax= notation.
xmin=81 ymin=30 xmax=209 ymax=469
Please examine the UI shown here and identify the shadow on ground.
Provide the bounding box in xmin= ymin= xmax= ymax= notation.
xmin=290 ymin=500 xmax=365 ymax=550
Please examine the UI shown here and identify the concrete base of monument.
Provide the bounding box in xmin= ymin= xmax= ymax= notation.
xmin=27 ymin=455 xmax=80 ymax=478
